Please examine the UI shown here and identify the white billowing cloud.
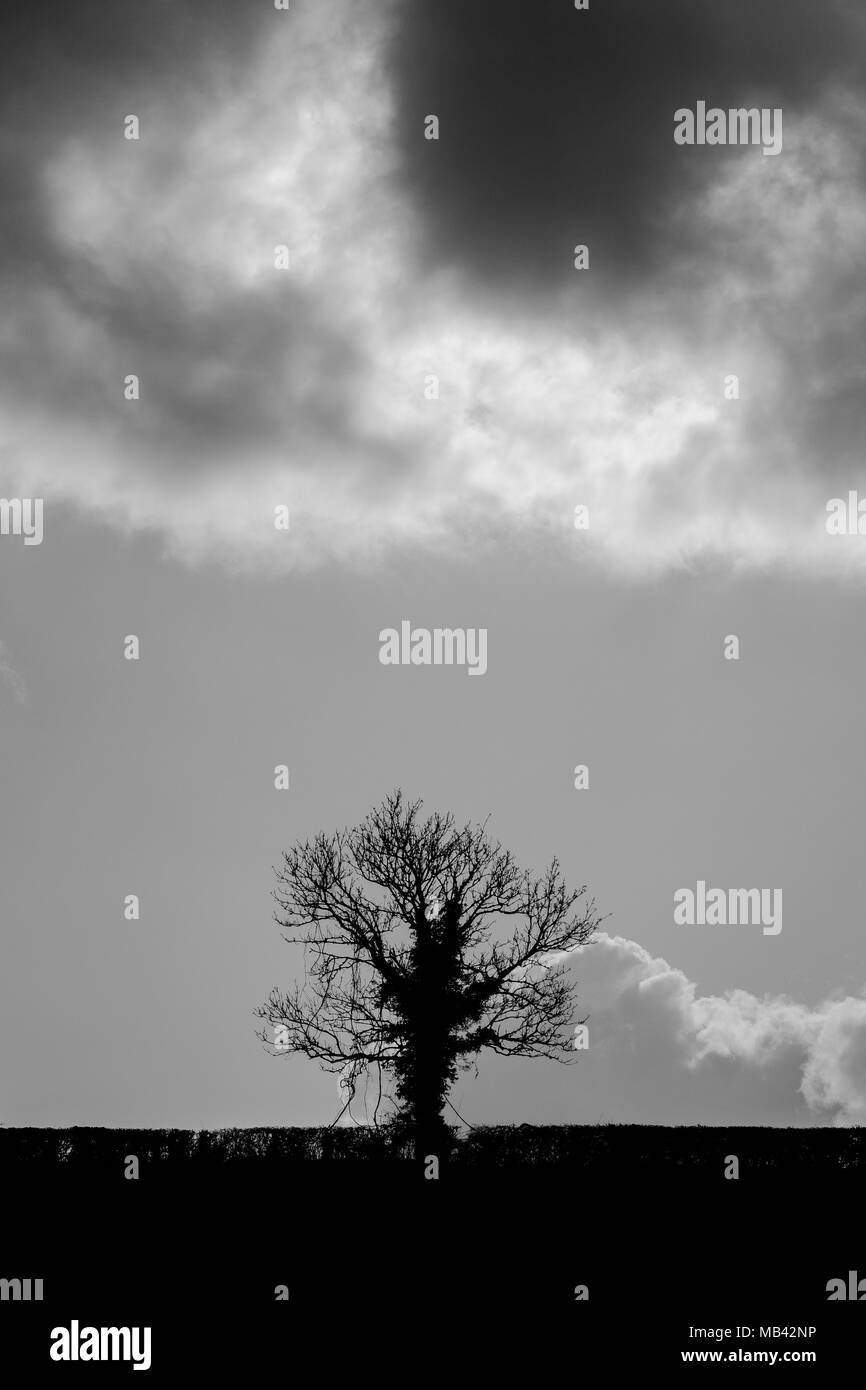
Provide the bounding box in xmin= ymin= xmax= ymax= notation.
xmin=2 ymin=1 xmax=866 ymax=574
xmin=801 ymin=997 xmax=866 ymax=1124
xmin=458 ymin=935 xmax=866 ymax=1127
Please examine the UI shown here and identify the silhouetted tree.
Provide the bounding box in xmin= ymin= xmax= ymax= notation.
xmin=256 ymin=791 xmax=602 ymax=1159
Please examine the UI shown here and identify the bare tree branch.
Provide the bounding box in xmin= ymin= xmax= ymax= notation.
xmin=255 ymin=790 xmax=605 ymax=1142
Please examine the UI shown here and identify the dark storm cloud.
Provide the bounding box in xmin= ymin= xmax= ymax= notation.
xmin=0 ymin=0 xmax=289 ymax=446
xmin=3 ymin=262 xmax=373 ymax=472
xmin=0 ymin=0 xmax=406 ymax=477
xmin=2 ymin=0 xmax=866 ymax=571
xmin=387 ymin=0 xmax=866 ymax=297
xmin=0 ymin=0 xmax=264 ymax=273
xmin=0 ymin=0 xmax=260 ymax=97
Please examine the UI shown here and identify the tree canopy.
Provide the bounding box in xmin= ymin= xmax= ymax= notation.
xmin=256 ymin=790 xmax=602 ymax=1151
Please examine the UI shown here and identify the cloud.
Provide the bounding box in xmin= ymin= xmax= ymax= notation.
xmin=388 ymin=0 xmax=864 ymax=296
xmin=0 ymin=641 xmax=27 ymax=703
xmin=801 ymin=997 xmax=866 ymax=1124
xmin=458 ymin=934 xmax=866 ymax=1127
xmin=2 ymin=0 xmax=866 ymax=574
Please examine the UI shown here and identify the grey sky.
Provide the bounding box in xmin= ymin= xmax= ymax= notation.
xmin=1 ymin=515 xmax=865 ymax=1127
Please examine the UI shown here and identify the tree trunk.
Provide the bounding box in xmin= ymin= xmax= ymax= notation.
xmin=395 ymin=1030 xmax=453 ymax=1165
